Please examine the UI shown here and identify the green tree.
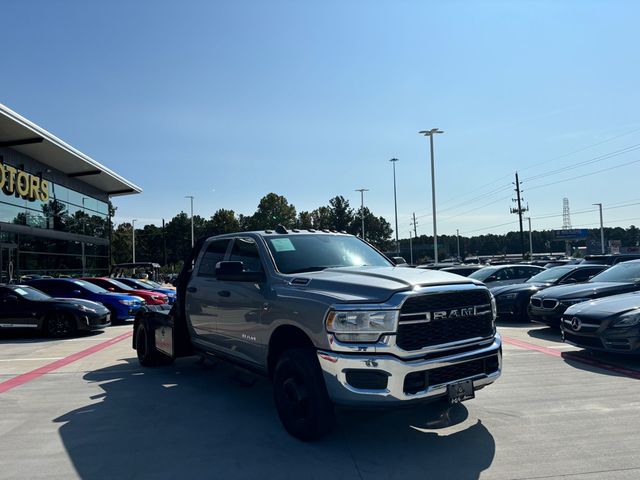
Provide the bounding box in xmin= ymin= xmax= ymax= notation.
xmin=328 ymin=196 xmax=354 ymax=231
xmin=246 ymin=193 xmax=297 ymax=230
xmin=310 ymin=207 xmax=332 ymax=229
xmin=112 ymin=223 xmax=133 ymax=264
xmin=349 ymin=207 xmax=393 ymax=251
xmin=207 ymin=209 xmax=240 ymax=235
xmin=297 ymin=211 xmax=313 ymax=229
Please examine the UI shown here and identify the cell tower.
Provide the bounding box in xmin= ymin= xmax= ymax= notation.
xmin=562 ymin=197 xmax=572 ymax=229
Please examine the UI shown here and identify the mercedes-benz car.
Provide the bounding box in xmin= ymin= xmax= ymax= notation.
xmin=561 ymin=291 xmax=640 ymax=354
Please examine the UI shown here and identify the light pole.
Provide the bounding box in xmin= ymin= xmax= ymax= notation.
xmin=593 ymin=203 xmax=605 ymax=254
xmin=419 ymin=128 xmax=444 ymax=263
xmin=185 ymin=195 xmax=194 ymax=247
xmin=409 ymin=230 xmax=414 ymax=265
xmin=389 ymin=158 xmax=400 ymax=255
xmin=456 ymin=229 xmax=461 ymax=262
xmin=355 ymin=188 xmax=369 ymax=240
xmin=527 ymin=217 xmax=533 ymax=259
xmin=131 ymin=219 xmax=137 ymax=263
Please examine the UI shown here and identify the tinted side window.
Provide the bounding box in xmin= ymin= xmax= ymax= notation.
xmin=565 ymin=269 xmax=595 ymax=283
xmin=197 ymin=239 xmax=230 ymax=277
xmin=229 ymin=237 xmax=263 ymax=272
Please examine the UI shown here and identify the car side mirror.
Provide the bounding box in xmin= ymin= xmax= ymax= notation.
xmin=486 ymin=275 xmax=497 ymax=282
xmin=2 ymin=295 xmax=18 ymax=303
xmin=108 ymin=287 xmax=115 ymax=291
xmin=71 ymin=290 xmax=82 ymax=295
xmin=562 ymin=278 xmax=577 ymax=284
xmin=216 ymin=261 xmax=266 ymax=283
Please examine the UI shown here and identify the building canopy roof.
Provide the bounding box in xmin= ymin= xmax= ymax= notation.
xmin=0 ymin=103 xmax=141 ymax=196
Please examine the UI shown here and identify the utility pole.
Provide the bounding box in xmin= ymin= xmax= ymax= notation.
xmin=162 ymin=218 xmax=167 ymax=266
xmin=456 ymin=229 xmax=461 ymax=261
xmin=510 ymin=172 xmax=528 ymax=259
xmin=411 ymin=212 xmax=418 ymax=238
xmin=593 ymin=203 xmax=605 ymax=254
xmin=526 ymin=217 xmax=533 ymax=259
xmin=131 ymin=219 xmax=137 ymax=263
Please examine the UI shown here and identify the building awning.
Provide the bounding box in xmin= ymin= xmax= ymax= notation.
xmin=0 ymin=103 xmax=142 ymax=196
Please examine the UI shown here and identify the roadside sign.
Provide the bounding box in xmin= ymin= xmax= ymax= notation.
xmin=553 ymin=229 xmax=589 ymax=240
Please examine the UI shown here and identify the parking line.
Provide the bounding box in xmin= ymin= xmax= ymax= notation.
xmin=502 ymin=335 xmax=640 ymax=380
xmin=0 ymin=331 xmax=133 ymax=394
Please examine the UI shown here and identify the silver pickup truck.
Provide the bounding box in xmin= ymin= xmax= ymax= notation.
xmin=134 ymin=228 xmax=502 ymax=440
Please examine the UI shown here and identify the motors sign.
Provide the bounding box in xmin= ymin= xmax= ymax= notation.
xmin=553 ymin=229 xmax=589 ymax=240
xmin=0 ymin=160 xmax=49 ymax=202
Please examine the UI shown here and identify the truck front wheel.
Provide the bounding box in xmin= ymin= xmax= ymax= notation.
xmin=273 ymin=347 xmax=334 ymax=441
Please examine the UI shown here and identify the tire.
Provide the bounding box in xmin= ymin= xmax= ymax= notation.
xmin=273 ymin=347 xmax=335 ymax=441
xmin=515 ymin=299 xmax=532 ymax=322
xmin=136 ymin=321 xmax=173 ymax=367
xmin=45 ymin=311 xmax=77 ymax=338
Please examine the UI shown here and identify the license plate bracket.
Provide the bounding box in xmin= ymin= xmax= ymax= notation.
xmin=447 ymin=380 xmax=475 ymax=403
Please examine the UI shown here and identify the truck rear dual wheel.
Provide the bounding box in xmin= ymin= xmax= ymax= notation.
xmin=273 ymin=347 xmax=335 ymax=441
xmin=136 ymin=322 xmax=173 ymax=367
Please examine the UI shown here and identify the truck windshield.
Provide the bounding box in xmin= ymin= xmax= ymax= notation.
xmin=265 ymin=234 xmax=392 ymax=274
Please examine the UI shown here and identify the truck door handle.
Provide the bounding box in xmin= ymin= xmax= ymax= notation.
xmin=187 ymin=287 xmax=197 ymax=293
xmin=218 ymin=290 xmax=231 ymax=297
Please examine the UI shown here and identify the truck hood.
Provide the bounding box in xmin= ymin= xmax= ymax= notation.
xmin=566 ymin=291 xmax=640 ymax=317
xmin=286 ymin=266 xmax=480 ymax=303
xmin=532 ymin=282 xmax=637 ymax=300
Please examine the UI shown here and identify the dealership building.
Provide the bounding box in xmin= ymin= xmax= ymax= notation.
xmin=0 ymin=103 xmax=141 ymax=281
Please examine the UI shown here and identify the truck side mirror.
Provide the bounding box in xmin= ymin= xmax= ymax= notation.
xmin=216 ymin=261 xmax=266 ymax=283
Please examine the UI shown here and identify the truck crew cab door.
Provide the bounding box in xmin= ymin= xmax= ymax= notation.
xmin=214 ymin=236 xmax=269 ymax=366
xmin=185 ymin=238 xmax=231 ymax=342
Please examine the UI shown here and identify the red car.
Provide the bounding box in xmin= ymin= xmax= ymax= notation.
xmin=81 ymin=277 xmax=168 ymax=305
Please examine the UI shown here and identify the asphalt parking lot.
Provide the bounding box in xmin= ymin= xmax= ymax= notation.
xmin=1 ymin=321 xmax=640 ymax=480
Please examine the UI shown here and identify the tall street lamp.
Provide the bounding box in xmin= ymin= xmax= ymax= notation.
xmin=185 ymin=195 xmax=195 ymax=247
xmin=409 ymin=230 xmax=414 ymax=265
xmin=355 ymin=188 xmax=369 ymax=240
xmin=419 ymin=128 xmax=444 ymax=263
xmin=131 ymin=219 xmax=137 ymax=263
xmin=593 ymin=203 xmax=605 ymax=254
xmin=456 ymin=228 xmax=461 ymax=261
xmin=389 ymin=158 xmax=400 ymax=255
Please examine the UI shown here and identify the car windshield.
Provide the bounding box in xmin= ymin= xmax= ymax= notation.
xmin=526 ymin=266 xmax=574 ymax=283
xmin=265 ymin=234 xmax=392 ymax=274
xmin=72 ymin=279 xmax=108 ymax=294
xmin=140 ymin=279 xmax=162 ymax=288
xmin=589 ymin=262 xmax=640 ymax=283
xmin=12 ymin=286 xmax=52 ymax=301
xmin=107 ymin=279 xmax=134 ymax=291
xmin=468 ymin=267 xmax=500 ymax=280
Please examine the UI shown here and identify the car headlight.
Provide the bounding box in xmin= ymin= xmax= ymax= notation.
xmin=613 ymin=311 xmax=640 ymax=328
xmin=499 ymin=292 xmax=519 ymax=300
xmin=118 ymin=299 xmax=136 ymax=306
xmin=561 ymin=298 xmax=587 ymax=307
xmin=74 ymin=303 xmax=96 ymax=313
xmin=326 ymin=310 xmax=398 ymax=343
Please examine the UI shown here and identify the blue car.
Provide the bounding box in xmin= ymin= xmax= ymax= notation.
xmin=116 ymin=278 xmax=177 ymax=305
xmin=26 ymin=278 xmax=145 ymax=322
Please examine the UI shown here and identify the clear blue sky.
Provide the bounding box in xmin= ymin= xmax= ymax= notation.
xmin=3 ymin=0 xmax=640 ymax=239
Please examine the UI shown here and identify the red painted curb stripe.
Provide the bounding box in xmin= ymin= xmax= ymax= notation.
xmin=0 ymin=331 xmax=133 ymax=394
xmin=502 ymin=335 xmax=640 ymax=380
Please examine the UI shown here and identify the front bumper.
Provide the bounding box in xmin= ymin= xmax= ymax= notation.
xmin=317 ymin=335 xmax=502 ymax=406
xmin=561 ymin=318 xmax=640 ymax=354
xmin=529 ymin=305 xmax=566 ymax=326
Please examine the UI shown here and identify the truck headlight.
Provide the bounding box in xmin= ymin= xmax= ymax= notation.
xmin=326 ymin=310 xmax=399 ymax=343
xmin=490 ymin=293 xmax=497 ymax=321
xmin=613 ymin=311 xmax=640 ymax=328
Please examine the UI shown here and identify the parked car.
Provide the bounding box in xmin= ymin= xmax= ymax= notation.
xmin=25 ymin=278 xmax=146 ymax=322
xmin=81 ymin=277 xmax=168 ymax=305
xmin=440 ymin=265 xmax=485 ymax=276
xmin=491 ymin=264 xmax=608 ymax=321
xmin=529 ymin=260 xmax=640 ymax=327
xmin=0 ymin=284 xmax=110 ymax=337
xmin=580 ymin=254 xmax=640 ymax=265
xmin=561 ymin=291 xmax=640 ymax=354
xmin=468 ymin=264 xmax=545 ymax=288
xmin=115 ymin=278 xmax=177 ymax=304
